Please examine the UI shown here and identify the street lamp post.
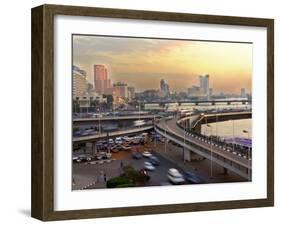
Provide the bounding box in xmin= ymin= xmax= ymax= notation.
xmin=165 ymin=122 xmax=167 ymax=153
xmin=183 ymin=119 xmax=186 ymax=163
xmin=97 ymin=108 xmax=101 ymax=135
xmin=206 ymin=124 xmax=213 ymax=178
xmin=138 ymin=101 xmax=141 ymax=129
xmin=243 ymin=129 xmax=251 ymax=181
xmin=215 ymin=106 xmax=218 ymax=140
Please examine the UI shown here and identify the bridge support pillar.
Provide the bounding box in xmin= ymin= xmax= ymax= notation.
xmin=183 ymin=149 xmax=191 ymax=162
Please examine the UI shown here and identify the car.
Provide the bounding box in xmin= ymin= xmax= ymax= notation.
xmin=142 ymin=151 xmax=152 ymax=158
xmin=144 ymin=161 xmax=155 ymax=171
xmin=110 ymin=146 xmax=119 ymax=153
xmin=148 ymin=155 xmax=160 ymax=165
xmin=78 ymin=155 xmax=88 ymax=162
xmin=122 ymin=144 xmax=132 ymax=151
xmin=98 ymin=152 xmax=111 ymax=159
xmin=122 ymin=136 xmax=133 ymax=143
xmin=108 ymin=139 xmax=114 ymax=145
xmin=72 ymin=156 xmax=81 ymax=163
xmin=80 ymin=131 xmax=89 ymax=136
xmin=95 ymin=155 xmax=103 ymax=160
xmin=167 ymin=168 xmax=185 ymax=185
xmin=115 ymin=137 xmax=123 ymax=145
xmin=105 ymin=153 xmax=112 ymax=159
xmin=86 ymin=157 xmax=92 ymax=161
xmin=132 ymin=151 xmax=142 ymax=159
xmin=132 ymin=138 xmax=140 ymax=145
xmin=183 ymin=171 xmax=204 ymax=184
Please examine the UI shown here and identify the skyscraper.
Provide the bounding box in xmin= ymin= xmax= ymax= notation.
xmin=199 ymin=75 xmax=210 ymax=99
xmin=93 ymin=65 xmax=112 ymax=94
xmin=240 ymin=88 xmax=246 ymax=98
xmin=160 ymin=79 xmax=170 ymax=97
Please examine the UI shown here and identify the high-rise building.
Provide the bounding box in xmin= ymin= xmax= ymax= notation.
xmin=241 ymin=88 xmax=246 ymax=98
xmin=160 ymin=79 xmax=170 ymax=97
xmin=199 ymin=74 xmax=210 ymax=99
xmin=72 ymin=65 xmax=88 ymax=97
xmin=127 ymin=86 xmax=136 ymax=100
xmin=113 ymin=82 xmax=128 ymax=98
xmin=93 ymin=65 xmax=112 ymax=94
xmin=187 ymin=86 xmax=205 ymax=97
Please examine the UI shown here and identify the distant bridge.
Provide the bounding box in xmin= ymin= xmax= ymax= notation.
xmin=144 ymin=99 xmax=251 ymax=105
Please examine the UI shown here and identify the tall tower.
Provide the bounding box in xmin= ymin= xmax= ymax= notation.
xmin=160 ymin=79 xmax=170 ymax=97
xmin=199 ymin=74 xmax=210 ymax=99
xmin=93 ymin=65 xmax=111 ymax=94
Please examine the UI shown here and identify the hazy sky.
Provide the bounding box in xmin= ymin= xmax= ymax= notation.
xmin=73 ymin=35 xmax=252 ymax=94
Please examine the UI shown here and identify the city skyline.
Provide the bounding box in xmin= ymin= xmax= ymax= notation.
xmin=73 ymin=35 xmax=252 ymax=94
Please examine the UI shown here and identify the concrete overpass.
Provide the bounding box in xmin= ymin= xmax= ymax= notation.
xmin=73 ymin=115 xmax=157 ymax=124
xmin=155 ymin=116 xmax=251 ymax=179
xmin=73 ymin=125 xmax=153 ymax=143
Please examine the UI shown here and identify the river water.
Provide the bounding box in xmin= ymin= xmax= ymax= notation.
xmin=201 ymin=119 xmax=252 ymax=140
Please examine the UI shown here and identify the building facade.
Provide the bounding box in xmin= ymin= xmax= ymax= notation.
xmin=113 ymin=82 xmax=128 ymax=98
xmin=127 ymin=86 xmax=136 ymax=100
xmin=199 ymin=74 xmax=210 ymax=98
xmin=160 ymin=79 xmax=170 ymax=97
xmin=74 ymin=92 xmax=107 ymax=108
xmin=93 ymin=64 xmax=112 ymax=94
xmin=73 ymin=65 xmax=88 ymax=97
xmin=240 ymin=88 xmax=246 ymax=98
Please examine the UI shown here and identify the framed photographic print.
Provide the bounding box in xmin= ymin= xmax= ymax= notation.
xmin=31 ymin=4 xmax=274 ymax=221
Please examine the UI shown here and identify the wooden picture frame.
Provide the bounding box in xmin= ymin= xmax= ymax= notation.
xmin=31 ymin=4 xmax=274 ymax=221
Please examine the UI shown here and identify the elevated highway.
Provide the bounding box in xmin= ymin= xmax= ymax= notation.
xmin=155 ymin=114 xmax=251 ymax=179
xmin=73 ymin=125 xmax=153 ymax=143
xmin=73 ymin=115 xmax=157 ymax=124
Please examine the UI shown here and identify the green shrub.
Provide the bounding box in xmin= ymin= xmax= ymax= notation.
xmin=106 ymin=176 xmax=131 ymax=188
xmin=116 ymin=183 xmax=135 ymax=188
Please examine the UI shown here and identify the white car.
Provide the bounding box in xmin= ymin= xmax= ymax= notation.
xmin=142 ymin=151 xmax=152 ymax=158
xmin=167 ymin=168 xmax=185 ymax=184
xmin=108 ymin=139 xmax=114 ymax=144
xmin=115 ymin=137 xmax=123 ymax=145
xmin=144 ymin=161 xmax=155 ymax=171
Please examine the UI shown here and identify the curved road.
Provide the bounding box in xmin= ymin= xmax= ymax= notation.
xmin=157 ymin=117 xmax=251 ymax=169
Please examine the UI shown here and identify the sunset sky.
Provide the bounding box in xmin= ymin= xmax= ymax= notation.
xmin=73 ymin=35 xmax=252 ymax=94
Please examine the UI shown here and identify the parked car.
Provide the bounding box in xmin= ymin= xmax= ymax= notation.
xmin=122 ymin=144 xmax=132 ymax=151
xmin=115 ymin=137 xmax=123 ymax=145
xmin=183 ymin=171 xmax=204 ymax=184
xmin=108 ymin=139 xmax=114 ymax=145
xmin=142 ymin=151 xmax=152 ymax=158
xmin=72 ymin=156 xmax=81 ymax=163
xmin=95 ymin=155 xmax=103 ymax=160
xmin=167 ymin=168 xmax=185 ymax=185
xmin=111 ymin=146 xmax=119 ymax=153
xmin=78 ymin=155 xmax=88 ymax=162
xmin=144 ymin=161 xmax=155 ymax=171
xmin=106 ymin=153 xmax=112 ymax=159
xmin=132 ymin=151 xmax=142 ymax=159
